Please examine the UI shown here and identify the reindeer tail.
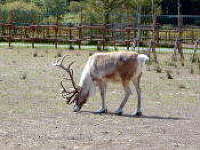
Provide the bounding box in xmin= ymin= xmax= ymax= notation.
xmin=137 ymin=54 xmax=149 ymax=65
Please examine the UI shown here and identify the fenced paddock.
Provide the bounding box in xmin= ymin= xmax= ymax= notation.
xmin=0 ymin=45 xmax=200 ymax=149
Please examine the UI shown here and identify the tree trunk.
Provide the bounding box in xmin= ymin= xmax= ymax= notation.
xmin=104 ymin=12 xmax=110 ymax=24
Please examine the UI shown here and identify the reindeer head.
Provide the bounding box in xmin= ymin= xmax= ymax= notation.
xmin=53 ymin=55 xmax=88 ymax=112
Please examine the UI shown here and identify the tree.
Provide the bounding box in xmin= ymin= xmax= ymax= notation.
xmin=42 ymin=0 xmax=69 ymax=23
xmin=80 ymin=0 xmax=124 ymax=24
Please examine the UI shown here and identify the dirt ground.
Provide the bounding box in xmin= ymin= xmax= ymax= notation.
xmin=0 ymin=47 xmax=200 ymax=150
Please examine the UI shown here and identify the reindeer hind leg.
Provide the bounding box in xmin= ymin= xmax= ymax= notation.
xmin=132 ymin=74 xmax=143 ymax=117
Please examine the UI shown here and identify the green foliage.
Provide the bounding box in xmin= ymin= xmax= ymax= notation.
xmin=41 ymin=0 xmax=69 ymax=23
xmin=70 ymin=0 xmax=162 ymax=24
xmin=62 ymin=13 xmax=80 ymax=23
xmin=1 ymin=0 xmax=200 ymax=25
xmin=0 ymin=1 xmax=41 ymax=23
xmin=69 ymin=1 xmax=81 ymax=13
xmin=79 ymin=0 xmax=126 ymax=24
xmin=42 ymin=0 xmax=69 ymax=16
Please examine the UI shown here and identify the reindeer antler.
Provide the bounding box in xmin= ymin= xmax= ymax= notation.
xmin=53 ymin=55 xmax=80 ymax=104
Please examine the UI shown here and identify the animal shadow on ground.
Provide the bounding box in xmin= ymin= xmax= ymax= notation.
xmin=79 ymin=110 xmax=187 ymax=120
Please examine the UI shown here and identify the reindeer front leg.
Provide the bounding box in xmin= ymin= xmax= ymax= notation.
xmin=95 ymin=82 xmax=107 ymax=114
xmin=115 ymin=85 xmax=131 ymax=115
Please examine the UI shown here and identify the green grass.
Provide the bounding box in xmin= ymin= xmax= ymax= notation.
xmin=0 ymin=41 xmax=199 ymax=54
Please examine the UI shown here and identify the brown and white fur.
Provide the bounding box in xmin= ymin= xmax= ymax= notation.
xmin=72 ymin=52 xmax=149 ymax=116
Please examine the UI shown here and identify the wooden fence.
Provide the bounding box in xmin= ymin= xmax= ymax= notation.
xmin=1 ymin=23 xmax=200 ymax=50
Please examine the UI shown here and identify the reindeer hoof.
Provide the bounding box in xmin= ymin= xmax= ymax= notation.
xmin=73 ymin=105 xmax=81 ymax=112
xmin=134 ymin=111 xmax=142 ymax=117
xmin=95 ymin=108 xmax=107 ymax=114
xmin=114 ymin=109 xmax=123 ymax=115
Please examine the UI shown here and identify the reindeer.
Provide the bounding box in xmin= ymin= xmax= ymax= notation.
xmin=54 ymin=52 xmax=149 ymax=116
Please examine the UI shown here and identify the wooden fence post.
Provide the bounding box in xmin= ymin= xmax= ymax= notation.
xmin=78 ymin=25 xmax=82 ymax=50
xmin=126 ymin=25 xmax=131 ymax=50
xmin=102 ymin=24 xmax=106 ymax=51
xmin=173 ymin=28 xmax=184 ymax=66
xmin=69 ymin=27 xmax=74 ymax=50
xmin=150 ymin=22 xmax=160 ymax=63
xmin=178 ymin=30 xmax=184 ymax=66
xmin=8 ymin=24 xmax=14 ymax=47
xmin=191 ymin=39 xmax=200 ymax=63
xmin=31 ymin=26 xmax=35 ymax=48
xmin=55 ymin=25 xmax=58 ymax=49
xmin=177 ymin=0 xmax=184 ymax=66
xmin=148 ymin=22 xmax=161 ymax=72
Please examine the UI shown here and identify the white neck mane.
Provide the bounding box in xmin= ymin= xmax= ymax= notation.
xmin=79 ymin=56 xmax=96 ymax=97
